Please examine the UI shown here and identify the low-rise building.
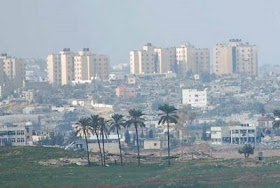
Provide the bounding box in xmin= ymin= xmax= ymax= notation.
xmin=116 ymin=85 xmax=136 ymax=98
xmin=143 ymin=139 xmax=168 ymax=150
xmin=182 ymin=89 xmax=207 ymax=107
xmin=0 ymin=125 xmax=32 ymax=146
xmin=230 ymin=123 xmax=257 ymax=144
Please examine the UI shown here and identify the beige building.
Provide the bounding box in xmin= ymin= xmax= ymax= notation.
xmin=74 ymin=49 xmax=94 ymax=81
xmin=0 ymin=54 xmax=25 ymax=98
xmin=93 ymin=54 xmax=109 ymax=80
xmin=143 ymin=139 xmax=168 ymax=150
xmin=130 ymin=43 xmax=156 ymax=74
xmin=47 ymin=48 xmax=109 ymax=85
xmin=176 ymin=43 xmax=210 ymax=76
xmin=0 ymin=54 xmax=25 ymax=88
xmin=130 ymin=43 xmax=210 ymax=76
xmin=116 ymin=85 xmax=136 ymax=98
xmin=213 ymin=39 xmax=258 ymax=76
xmin=154 ymin=47 xmax=176 ymax=74
xmin=47 ymin=48 xmax=74 ymax=86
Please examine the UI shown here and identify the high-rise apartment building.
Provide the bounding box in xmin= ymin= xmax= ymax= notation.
xmin=154 ymin=47 xmax=176 ymax=74
xmin=176 ymin=43 xmax=210 ymax=76
xmin=74 ymin=49 xmax=94 ymax=81
xmin=0 ymin=54 xmax=25 ymax=88
xmin=130 ymin=43 xmax=156 ymax=74
xmin=213 ymin=39 xmax=258 ymax=76
xmin=92 ymin=54 xmax=110 ymax=80
xmin=47 ymin=48 xmax=109 ymax=85
xmin=47 ymin=48 xmax=74 ymax=86
xmin=130 ymin=43 xmax=210 ymax=76
xmin=0 ymin=53 xmax=25 ymax=98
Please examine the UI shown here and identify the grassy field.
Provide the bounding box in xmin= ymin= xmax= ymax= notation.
xmin=1 ymin=146 xmax=280 ymax=187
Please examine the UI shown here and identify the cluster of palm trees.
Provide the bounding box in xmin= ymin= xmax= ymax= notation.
xmin=75 ymin=104 xmax=179 ymax=166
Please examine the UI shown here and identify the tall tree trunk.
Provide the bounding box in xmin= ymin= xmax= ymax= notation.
xmin=83 ymin=129 xmax=90 ymax=165
xmin=95 ymin=130 xmax=103 ymax=166
xmin=135 ymin=122 xmax=140 ymax=166
xmin=117 ymin=128 xmax=123 ymax=166
xmin=101 ymin=129 xmax=106 ymax=166
xmin=167 ymin=119 xmax=171 ymax=166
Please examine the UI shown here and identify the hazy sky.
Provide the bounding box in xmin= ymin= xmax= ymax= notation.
xmin=0 ymin=0 xmax=280 ymax=65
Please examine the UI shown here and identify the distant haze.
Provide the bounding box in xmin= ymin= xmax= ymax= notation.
xmin=0 ymin=0 xmax=280 ymax=65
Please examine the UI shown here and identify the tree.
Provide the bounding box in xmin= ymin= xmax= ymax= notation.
xmin=140 ymin=130 xmax=145 ymax=138
xmin=98 ymin=117 xmax=109 ymax=166
xmin=273 ymin=110 xmax=280 ymax=129
xmin=126 ymin=109 xmax=145 ymax=165
xmin=89 ymin=115 xmax=103 ymax=166
xmin=238 ymin=144 xmax=255 ymax=158
xmin=148 ymin=129 xmax=154 ymax=139
xmin=158 ymin=104 xmax=179 ymax=166
xmin=124 ymin=130 xmax=131 ymax=145
xmin=75 ymin=117 xmax=92 ymax=165
xmin=110 ymin=114 xmax=125 ymax=166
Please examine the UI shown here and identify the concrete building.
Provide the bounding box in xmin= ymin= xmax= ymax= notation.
xmin=0 ymin=54 xmax=25 ymax=98
xmin=116 ymin=85 xmax=136 ymax=98
xmin=143 ymin=139 xmax=168 ymax=150
xmin=182 ymin=89 xmax=207 ymax=107
xmin=130 ymin=43 xmax=156 ymax=74
xmin=48 ymin=48 xmax=109 ymax=85
xmin=213 ymin=39 xmax=258 ymax=76
xmin=154 ymin=47 xmax=176 ymax=74
xmin=47 ymin=48 xmax=74 ymax=86
xmin=176 ymin=43 xmax=210 ymax=75
xmin=130 ymin=43 xmax=209 ymax=75
xmin=74 ymin=48 xmax=94 ymax=81
xmin=93 ymin=54 xmax=109 ymax=80
xmin=211 ymin=127 xmax=222 ymax=145
xmin=22 ymin=90 xmax=35 ymax=103
xmin=0 ymin=125 xmax=32 ymax=146
xmin=230 ymin=123 xmax=257 ymax=144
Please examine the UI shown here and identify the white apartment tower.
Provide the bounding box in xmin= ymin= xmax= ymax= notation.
xmin=213 ymin=39 xmax=258 ymax=76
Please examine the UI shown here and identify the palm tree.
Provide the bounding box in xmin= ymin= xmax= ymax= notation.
xmin=110 ymin=114 xmax=125 ymax=166
xmin=273 ymin=110 xmax=280 ymax=129
xmin=98 ymin=117 xmax=109 ymax=166
xmin=76 ymin=117 xmax=92 ymax=165
xmin=89 ymin=115 xmax=103 ymax=166
xmin=158 ymin=104 xmax=179 ymax=166
xmin=126 ymin=109 xmax=145 ymax=165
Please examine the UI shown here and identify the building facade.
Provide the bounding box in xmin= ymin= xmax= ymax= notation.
xmin=47 ymin=48 xmax=109 ymax=85
xmin=213 ymin=39 xmax=258 ymax=76
xmin=154 ymin=47 xmax=177 ymax=74
xmin=116 ymin=85 xmax=136 ymax=98
xmin=130 ymin=43 xmax=156 ymax=74
xmin=0 ymin=54 xmax=25 ymax=98
xmin=0 ymin=125 xmax=32 ymax=146
xmin=130 ymin=43 xmax=210 ymax=76
xmin=230 ymin=123 xmax=257 ymax=144
xmin=176 ymin=43 xmax=210 ymax=75
xmin=182 ymin=89 xmax=207 ymax=107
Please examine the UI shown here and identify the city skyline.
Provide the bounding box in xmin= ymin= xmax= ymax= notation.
xmin=1 ymin=0 xmax=280 ymax=65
